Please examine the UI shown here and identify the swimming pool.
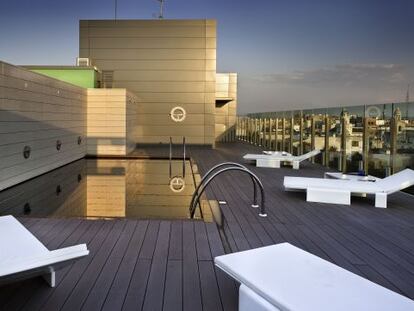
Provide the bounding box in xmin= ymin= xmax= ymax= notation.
xmin=0 ymin=158 xmax=209 ymax=220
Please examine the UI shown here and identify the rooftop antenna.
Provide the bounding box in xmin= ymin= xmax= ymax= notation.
xmin=156 ymin=0 xmax=165 ymax=19
xmin=114 ymin=0 xmax=118 ymax=20
xmin=406 ymin=84 xmax=410 ymax=103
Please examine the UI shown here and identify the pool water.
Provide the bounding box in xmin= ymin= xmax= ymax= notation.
xmin=0 ymin=158 xmax=207 ymax=220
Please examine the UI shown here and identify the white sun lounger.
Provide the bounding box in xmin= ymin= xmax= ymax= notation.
xmin=243 ymin=149 xmax=320 ymax=169
xmin=284 ymin=168 xmax=414 ymax=208
xmin=0 ymin=215 xmax=89 ymax=287
xmin=215 ymin=243 xmax=414 ymax=311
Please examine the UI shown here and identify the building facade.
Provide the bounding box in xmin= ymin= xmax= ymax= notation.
xmin=79 ymin=19 xmax=218 ymax=146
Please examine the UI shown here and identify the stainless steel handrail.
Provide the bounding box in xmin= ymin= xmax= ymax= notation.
xmin=190 ymin=166 xmax=266 ymax=218
xmin=189 ymin=162 xmax=259 ymax=211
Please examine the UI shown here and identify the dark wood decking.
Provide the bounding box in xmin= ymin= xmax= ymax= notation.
xmin=1 ymin=142 xmax=414 ymax=310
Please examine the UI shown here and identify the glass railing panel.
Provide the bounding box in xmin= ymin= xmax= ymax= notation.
xmin=283 ymin=112 xmax=292 ymax=153
xmin=393 ymin=102 xmax=414 ymax=172
xmin=365 ymin=104 xmax=392 ymax=177
xmin=343 ymin=105 xmax=365 ymax=173
xmin=292 ymin=111 xmax=302 ymax=155
xmin=326 ymin=107 xmax=343 ymax=170
xmin=313 ymin=109 xmax=327 ymax=165
xmin=302 ymin=110 xmax=313 ymax=155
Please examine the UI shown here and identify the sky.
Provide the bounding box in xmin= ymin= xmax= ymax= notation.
xmin=0 ymin=0 xmax=413 ymax=113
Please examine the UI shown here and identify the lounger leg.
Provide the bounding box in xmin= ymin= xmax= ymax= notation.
xmin=292 ymin=161 xmax=299 ymax=169
xmin=257 ymin=159 xmax=281 ymax=168
xmin=375 ymin=193 xmax=387 ymax=208
xmin=239 ymin=284 xmax=280 ymax=311
xmin=42 ymin=270 xmax=56 ymax=287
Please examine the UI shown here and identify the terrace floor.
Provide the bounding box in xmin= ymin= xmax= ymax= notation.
xmin=1 ymin=142 xmax=414 ymax=310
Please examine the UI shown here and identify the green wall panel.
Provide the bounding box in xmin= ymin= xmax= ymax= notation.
xmin=30 ymin=69 xmax=97 ymax=88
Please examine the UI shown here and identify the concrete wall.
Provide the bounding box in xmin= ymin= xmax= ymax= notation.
xmin=0 ymin=61 xmax=87 ymax=191
xmin=87 ymin=88 xmax=138 ymax=156
xmin=79 ymin=19 xmax=216 ymax=146
xmin=215 ymin=73 xmax=237 ymax=141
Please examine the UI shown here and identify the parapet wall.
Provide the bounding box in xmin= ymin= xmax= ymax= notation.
xmin=0 ymin=61 xmax=87 ymax=191
xmin=86 ymin=89 xmax=139 ymax=156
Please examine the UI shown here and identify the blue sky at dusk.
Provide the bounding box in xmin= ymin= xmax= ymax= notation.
xmin=1 ymin=0 xmax=413 ymax=113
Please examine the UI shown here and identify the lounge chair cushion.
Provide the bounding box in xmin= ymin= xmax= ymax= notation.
xmin=284 ymin=176 xmax=381 ymax=194
xmin=375 ymin=169 xmax=414 ymax=194
xmin=215 ymin=243 xmax=414 ymax=311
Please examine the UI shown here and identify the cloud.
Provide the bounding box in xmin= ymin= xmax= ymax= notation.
xmin=239 ymin=63 xmax=412 ymax=114
xmin=254 ymin=63 xmax=406 ymax=86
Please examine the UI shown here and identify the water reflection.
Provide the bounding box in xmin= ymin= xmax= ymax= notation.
xmin=0 ymin=159 xmax=202 ymax=219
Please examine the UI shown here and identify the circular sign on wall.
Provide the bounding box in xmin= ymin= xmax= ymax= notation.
xmin=170 ymin=106 xmax=186 ymax=122
xmin=365 ymin=106 xmax=381 ymax=118
xmin=169 ymin=176 xmax=185 ymax=193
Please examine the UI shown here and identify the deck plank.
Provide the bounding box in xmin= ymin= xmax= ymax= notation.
xmin=142 ymin=221 xmax=171 ymax=311
xmin=81 ymin=220 xmax=138 ymax=311
xmin=101 ymin=220 xmax=149 ymax=311
xmin=182 ymin=221 xmax=203 ymax=311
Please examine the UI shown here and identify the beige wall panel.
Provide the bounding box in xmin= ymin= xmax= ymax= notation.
xmin=86 ymin=89 xmax=139 ymax=156
xmin=205 ymin=82 xmax=216 ymax=93
xmin=90 ymin=37 xmax=207 ymax=49
xmin=112 ymin=70 xmax=209 ymax=82
xmin=206 ymin=38 xmax=216 ymax=49
xmin=204 ymin=114 xmax=216 ymax=125
xmin=87 ymin=49 xmax=209 ymax=60
xmin=205 ymin=71 xmax=216 ymax=82
xmin=83 ymin=20 xmax=213 ymax=27
xmin=124 ymin=92 xmax=207 ymax=103
xmin=206 ymin=49 xmax=216 ymax=60
xmin=204 ymin=93 xmax=216 ymax=103
xmin=205 ymin=26 xmax=216 ymax=38
xmin=87 ymin=95 xmax=126 ymax=102
xmin=84 ymin=25 xmax=216 ymax=38
xmin=135 ymin=103 xmax=206 ymax=114
xmin=93 ymin=60 xmax=212 ymax=71
xmin=87 ymin=89 xmax=127 ymax=156
xmin=206 ymin=60 xmax=216 ymax=71
xmin=112 ymin=81 xmax=207 ymax=93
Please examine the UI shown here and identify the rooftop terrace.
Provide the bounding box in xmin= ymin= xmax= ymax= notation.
xmin=1 ymin=142 xmax=414 ymax=310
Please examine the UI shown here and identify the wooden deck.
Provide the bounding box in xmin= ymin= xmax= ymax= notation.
xmin=1 ymin=142 xmax=414 ymax=310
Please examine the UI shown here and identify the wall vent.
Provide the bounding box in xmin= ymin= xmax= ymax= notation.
xmin=102 ymin=70 xmax=114 ymax=88
xmin=76 ymin=57 xmax=90 ymax=67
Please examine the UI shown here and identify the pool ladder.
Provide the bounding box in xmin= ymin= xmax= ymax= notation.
xmin=189 ymin=162 xmax=267 ymax=218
